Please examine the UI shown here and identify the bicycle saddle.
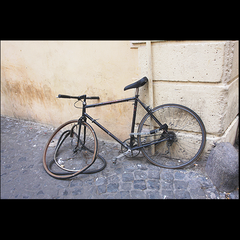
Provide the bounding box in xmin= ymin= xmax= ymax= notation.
xmin=124 ymin=77 xmax=148 ymax=91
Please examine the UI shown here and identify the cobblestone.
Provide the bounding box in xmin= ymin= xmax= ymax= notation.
xmin=1 ymin=116 xmax=239 ymax=199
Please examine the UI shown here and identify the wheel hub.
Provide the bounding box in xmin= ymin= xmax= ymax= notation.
xmin=166 ymin=131 xmax=177 ymax=146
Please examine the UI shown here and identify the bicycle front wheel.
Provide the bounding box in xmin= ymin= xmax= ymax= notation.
xmin=43 ymin=120 xmax=98 ymax=179
xmin=137 ymin=104 xmax=206 ymax=169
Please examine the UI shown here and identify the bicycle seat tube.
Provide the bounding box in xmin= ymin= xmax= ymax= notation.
xmin=130 ymin=88 xmax=139 ymax=148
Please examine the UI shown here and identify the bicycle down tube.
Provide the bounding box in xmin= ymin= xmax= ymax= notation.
xmin=84 ymin=96 xmax=136 ymax=148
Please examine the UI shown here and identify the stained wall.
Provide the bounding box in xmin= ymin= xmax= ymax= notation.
xmin=1 ymin=41 xmax=139 ymax=141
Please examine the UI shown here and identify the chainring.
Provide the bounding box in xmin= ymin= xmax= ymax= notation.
xmin=120 ymin=138 xmax=140 ymax=158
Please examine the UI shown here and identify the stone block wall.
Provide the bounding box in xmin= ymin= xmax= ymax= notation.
xmin=132 ymin=40 xmax=239 ymax=157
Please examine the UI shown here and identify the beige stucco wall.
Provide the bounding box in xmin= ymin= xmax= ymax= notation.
xmin=1 ymin=40 xmax=239 ymax=158
xmin=1 ymin=41 xmax=140 ymax=141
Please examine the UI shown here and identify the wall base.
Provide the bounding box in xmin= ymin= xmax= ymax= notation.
xmin=203 ymin=115 xmax=239 ymax=160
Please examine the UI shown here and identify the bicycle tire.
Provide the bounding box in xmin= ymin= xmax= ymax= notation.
xmin=43 ymin=120 xmax=98 ymax=179
xmin=137 ymin=104 xmax=206 ymax=169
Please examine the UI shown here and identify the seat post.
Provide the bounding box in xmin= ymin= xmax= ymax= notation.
xmin=135 ymin=88 xmax=139 ymax=96
xmin=130 ymin=88 xmax=139 ymax=148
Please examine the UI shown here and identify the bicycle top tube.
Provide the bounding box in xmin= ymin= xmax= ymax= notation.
xmin=85 ymin=97 xmax=136 ymax=109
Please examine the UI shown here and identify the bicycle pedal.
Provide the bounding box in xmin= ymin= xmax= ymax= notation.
xmin=112 ymin=149 xmax=131 ymax=164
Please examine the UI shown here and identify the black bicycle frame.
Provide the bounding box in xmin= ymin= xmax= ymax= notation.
xmin=79 ymin=89 xmax=163 ymax=150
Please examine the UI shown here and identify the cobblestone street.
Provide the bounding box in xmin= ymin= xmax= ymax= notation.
xmin=1 ymin=116 xmax=239 ymax=199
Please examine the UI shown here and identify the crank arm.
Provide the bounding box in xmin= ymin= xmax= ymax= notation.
xmin=113 ymin=149 xmax=131 ymax=164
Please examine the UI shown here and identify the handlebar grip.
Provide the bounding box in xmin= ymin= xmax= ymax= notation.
xmin=86 ymin=96 xmax=100 ymax=100
xmin=57 ymin=94 xmax=72 ymax=99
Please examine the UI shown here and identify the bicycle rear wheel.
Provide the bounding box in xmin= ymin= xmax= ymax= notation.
xmin=137 ymin=104 xmax=206 ymax=169
xmin=43 ymin=120 xmax=98 ymax=179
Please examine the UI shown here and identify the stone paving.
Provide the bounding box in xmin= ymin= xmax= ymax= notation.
xmin=1 ymin=116 xmax=239 ymax=199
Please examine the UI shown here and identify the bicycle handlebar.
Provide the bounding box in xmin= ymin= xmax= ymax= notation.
xmin=57 ymin=94 xmax=75 ymax=99
xmin=86 ymin=96 xmax=100 ymax=100
xmin=57 ymin=94 xmax=99 ymax=100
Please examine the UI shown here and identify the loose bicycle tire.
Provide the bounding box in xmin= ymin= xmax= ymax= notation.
xmin=43 ymin=120 xmax=98 ymax=179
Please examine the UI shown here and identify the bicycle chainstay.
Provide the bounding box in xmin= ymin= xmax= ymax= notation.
xmin=129 ymin=123 xmax=168 ymax=136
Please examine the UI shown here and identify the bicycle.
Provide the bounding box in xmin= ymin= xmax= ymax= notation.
xmin=43 ymin=77 xmax=206 ymax=179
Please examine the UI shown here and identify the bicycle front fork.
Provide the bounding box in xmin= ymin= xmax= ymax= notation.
xmin=69 ymin=117 xmax=86 ymax=150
